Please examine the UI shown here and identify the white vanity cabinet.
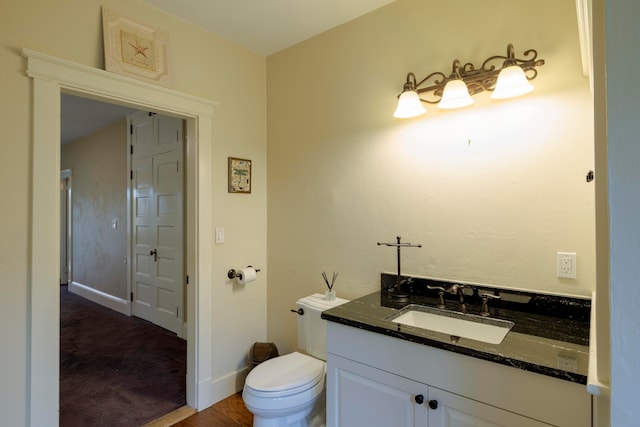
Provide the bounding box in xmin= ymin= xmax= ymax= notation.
xmin=326 ymin=322 xmax=591 ymax=427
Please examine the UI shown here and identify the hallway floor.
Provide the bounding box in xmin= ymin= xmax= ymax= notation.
xmin=60 ymin=285 xmax=186 ymax=426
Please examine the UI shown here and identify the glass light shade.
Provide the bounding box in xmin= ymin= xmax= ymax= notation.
xmin=437 ymin=80 xmax=474 ymax=110
xmin=491 ymin=65 xmax=534 ymax=99
xmin=393 ymin=90 xmax=426 ymax=118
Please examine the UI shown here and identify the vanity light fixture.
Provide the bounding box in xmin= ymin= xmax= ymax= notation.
xmin=393 ymin=44 xmax=545 ymax=119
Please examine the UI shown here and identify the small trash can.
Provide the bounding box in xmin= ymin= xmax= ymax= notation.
xmin=246 ymin=342 xmax=279 ymax=372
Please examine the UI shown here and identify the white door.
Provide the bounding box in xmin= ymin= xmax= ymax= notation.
xmin=130 ymin=112 xmax=184 ymax=335
xmin=428 ymin=387 xmax=552 ymax=427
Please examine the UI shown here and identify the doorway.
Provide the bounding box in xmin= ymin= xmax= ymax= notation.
xmin=59 ymin=99 xmax=188 ymax=422
xmin=26 ymin=49 xmax=216 ymax=426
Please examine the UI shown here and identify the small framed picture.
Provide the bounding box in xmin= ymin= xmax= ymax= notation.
xmin=102 ymin=7 xmax=172 ymax=87
xmin=228 ymin=157 xmax=252 ymax=193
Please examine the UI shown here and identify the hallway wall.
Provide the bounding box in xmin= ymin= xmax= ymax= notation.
xmin=61 ymin=120 xmax=128 ymax=300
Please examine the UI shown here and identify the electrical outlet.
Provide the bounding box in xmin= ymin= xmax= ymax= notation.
xmin=557 ymin=355 xmax=578 ymax=372
xmin=557 ymin=252 xmax=577 ymax=279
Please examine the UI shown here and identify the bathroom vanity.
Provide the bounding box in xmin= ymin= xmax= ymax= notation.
xmin=322 ymin=277 xmax=591 ymax=427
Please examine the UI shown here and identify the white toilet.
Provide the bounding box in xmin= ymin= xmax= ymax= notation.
xmin=243 ymin=293 xmax=349 ymax=427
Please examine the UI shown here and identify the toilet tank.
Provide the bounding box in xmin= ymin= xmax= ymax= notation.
xmin=296 ymin=293 xmax=349 ymax=360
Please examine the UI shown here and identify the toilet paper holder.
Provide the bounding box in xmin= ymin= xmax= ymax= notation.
xmin=227 ymin=266 xmax=261 ymax=279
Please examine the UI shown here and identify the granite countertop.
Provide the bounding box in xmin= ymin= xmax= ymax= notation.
xmin=322 ymin=275 xmax=591 ymax=384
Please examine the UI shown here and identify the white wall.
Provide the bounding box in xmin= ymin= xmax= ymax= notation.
xmin=0 ymin=1 xmax=267 ymax=424
xmin=605 ymin=0 xmax=640 ymax=424
xmin=266 ymin=0 xmax=595 ymax=353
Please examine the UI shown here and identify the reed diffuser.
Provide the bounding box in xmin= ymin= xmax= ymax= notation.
xmin=322 ymin=271 xmax=338 ymax=300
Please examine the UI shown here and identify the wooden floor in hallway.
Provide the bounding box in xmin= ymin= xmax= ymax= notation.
xmin=145 ymin=392 xmax=253 ymax=427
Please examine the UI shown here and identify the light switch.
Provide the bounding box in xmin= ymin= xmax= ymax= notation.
xmin=215 ymin=226 xmax=225 ymax=244
xmin=112 ymin=219 xmax=117 ymax=229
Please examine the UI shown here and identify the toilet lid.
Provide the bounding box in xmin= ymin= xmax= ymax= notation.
xmin=245 ymin=352 xmax=325 ymax=392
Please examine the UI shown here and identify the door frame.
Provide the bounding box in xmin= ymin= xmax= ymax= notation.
xmin=24 ymin=48 xmax=217 ymax=426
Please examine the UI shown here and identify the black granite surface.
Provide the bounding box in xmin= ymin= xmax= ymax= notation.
xmin=322 ymin=274 xmax=591 ymax=384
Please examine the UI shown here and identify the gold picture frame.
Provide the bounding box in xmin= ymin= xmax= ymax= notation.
xmin=228 ymin=157 xmax=252 ymax=194
xmin=102 ymin=7 xmax=172 ymax=87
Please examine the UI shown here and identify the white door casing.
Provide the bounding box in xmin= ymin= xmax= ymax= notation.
xmin=130 ymin=112 xmax=184 ymax=335
xmin=25 ymin=48 xmax=217 ymax=426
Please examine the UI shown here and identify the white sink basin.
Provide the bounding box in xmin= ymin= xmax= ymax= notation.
xmin=387 ymin=305 xmax=514 ymax=345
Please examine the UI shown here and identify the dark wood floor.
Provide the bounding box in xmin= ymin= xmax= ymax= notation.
xmin=172 ymin=392 xmax=253 ymax=427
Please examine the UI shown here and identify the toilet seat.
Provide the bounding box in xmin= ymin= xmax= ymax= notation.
xmin=245 ymin=352 xmax=325 ymax=398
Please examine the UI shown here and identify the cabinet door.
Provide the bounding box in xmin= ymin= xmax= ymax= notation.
xmin=327 ymin=354 xmax=428 ymax=427
xmin=428 ymin=387 xmax=552 ymax=427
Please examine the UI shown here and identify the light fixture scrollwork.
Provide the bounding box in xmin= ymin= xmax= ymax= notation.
xmin=393 ymin=44 xmax=545 ymax=119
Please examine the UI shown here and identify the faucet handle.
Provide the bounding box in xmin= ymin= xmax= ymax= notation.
xmin=427 ymin=285 xmax=446 ymax=309
xmin=480 ymin=293 xmax=501 ymax=317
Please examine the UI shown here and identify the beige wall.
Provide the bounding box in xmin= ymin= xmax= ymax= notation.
xmin=0 ymin=0 xmax=267 ymax=424
xmin=267 ymin=0 xmax=595 ymax=353
xmin=61 ymin=120 xmax=128 ymax=299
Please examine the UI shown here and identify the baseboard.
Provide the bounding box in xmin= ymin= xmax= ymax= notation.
xmin=181 ymin=321 xmax=188 ymax=340
xmin=197 ymin=367 xmax=248 ymax=410
xmin=69 ymin=281 xmax=130 ymax=316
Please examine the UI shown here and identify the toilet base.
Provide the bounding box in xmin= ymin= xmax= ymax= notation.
xmin=252 ymin=394 xmax=325 ymax=427
xmin=245 ymin=377 xmax=327 ymax=427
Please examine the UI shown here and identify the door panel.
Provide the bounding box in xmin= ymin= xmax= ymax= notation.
xmin=130 ymin=113 xmax=155 ymax=156
xmin=158 ymin=115 xmax=180 ymax=149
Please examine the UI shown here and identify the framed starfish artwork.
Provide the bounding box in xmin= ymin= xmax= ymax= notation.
xmin=102 ymin=7 xmax=172 ymax=87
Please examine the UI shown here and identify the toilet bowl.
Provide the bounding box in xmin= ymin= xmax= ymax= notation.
xmin=243 ymin=352 xmax=326 ymax=427
xmin=242 ymin=294 xmax=348 ymax=427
